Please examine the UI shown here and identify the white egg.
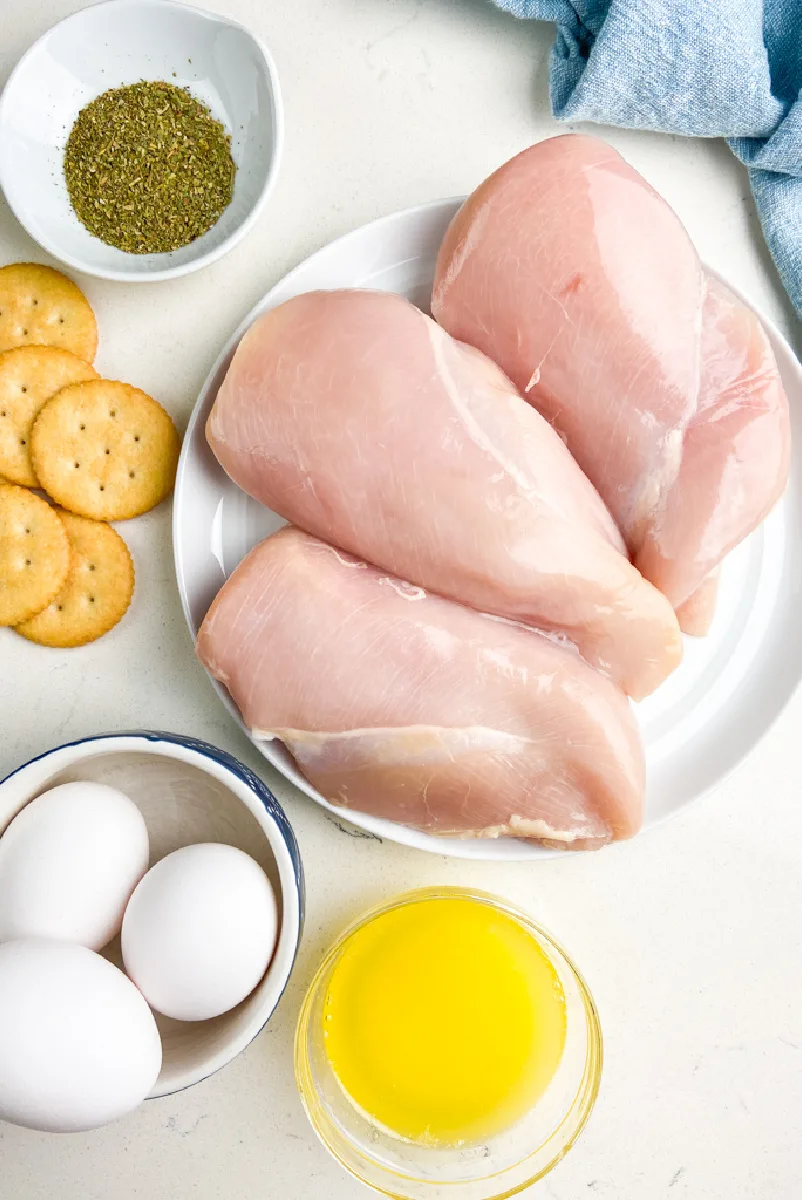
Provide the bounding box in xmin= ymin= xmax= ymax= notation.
xmin=122 ymin=843 xmax=278 ymax=1022
xmin=0 ymin=781 xmax=149 ymax=951
xmin=0 ymin=938 xmax=162 ymax=1132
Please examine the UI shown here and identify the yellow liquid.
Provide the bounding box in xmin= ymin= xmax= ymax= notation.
xmin=322 ymin=896 xmax=566 ymax=1146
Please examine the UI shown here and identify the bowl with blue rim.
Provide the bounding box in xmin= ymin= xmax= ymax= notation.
xmin=0 ymin=729 xmax=303 ymax=1096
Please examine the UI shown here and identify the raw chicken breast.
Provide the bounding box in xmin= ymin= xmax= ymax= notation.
xmin=674 ymin=572 xmax=719 ymax=638
xmin=206 ymin=288 xmax=680 ymax=698
xmin=634 ymin=277 xmax=790 ymax=615
xmin=196 ymin=527 xmax=645 ymax=848
xmin=432 ymin=134 xmax=790 ymax=627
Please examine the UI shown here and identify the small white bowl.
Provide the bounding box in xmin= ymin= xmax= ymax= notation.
xmin=0 ymin=731 xmax=303 ymax=1097
xmin=0 ymin=0 xmax=283 ymax=282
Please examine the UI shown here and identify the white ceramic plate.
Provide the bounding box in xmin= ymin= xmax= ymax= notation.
xmin=174 ymin=199 xmax=802 ymax=860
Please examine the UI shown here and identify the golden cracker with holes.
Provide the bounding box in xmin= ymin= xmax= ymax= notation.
xmin=30 ymin=379 xmax=180 ymax=521
xmin=16 ymin=511 xmax=134 ymax=647
xmin=0 ymin=263 xmax=97 ymax=362
xmin=0 ymin=483 xmax=70 ymax=626
xmin=0 ymin=346 xmax=98 ymax=487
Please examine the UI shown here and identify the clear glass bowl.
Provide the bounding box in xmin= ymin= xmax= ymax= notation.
xmin=295 ymin=887 xmax=602 ymax=1200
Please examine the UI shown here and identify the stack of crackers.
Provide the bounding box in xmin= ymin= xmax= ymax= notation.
xmin=0 ymin=264 xmax=180 ymax=647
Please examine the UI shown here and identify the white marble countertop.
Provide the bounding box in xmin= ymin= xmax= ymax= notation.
xmin=1 ymin=2 xmax=801 ymax=1198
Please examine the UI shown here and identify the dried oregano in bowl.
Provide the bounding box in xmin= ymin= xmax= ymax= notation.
xmin=63 ymin=81 xmax=236 ymax=255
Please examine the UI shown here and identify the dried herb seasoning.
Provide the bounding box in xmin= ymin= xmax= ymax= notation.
xmin=63 ymin=81 xmax=236 ymax=254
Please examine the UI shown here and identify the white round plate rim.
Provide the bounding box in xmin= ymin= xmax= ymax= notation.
xmin=0 ymin=0 xmax=284 ymax=283
xmin=173 ymin=197 xmax=802 ymax=861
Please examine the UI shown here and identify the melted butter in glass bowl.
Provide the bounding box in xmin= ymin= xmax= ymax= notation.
xmin=295 ymin=887 xmax=602 ymax=1200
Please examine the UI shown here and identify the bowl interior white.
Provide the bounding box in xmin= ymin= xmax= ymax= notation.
xmin=0 ymin=0 xmax=281 ymax=280
xmin=0 ymin=737 xmax=301 ymax=1097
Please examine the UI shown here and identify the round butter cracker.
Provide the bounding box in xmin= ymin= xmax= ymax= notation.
xmin=0 ymin=483 xmax=70 ymax=626
xmin=30 ymin=379 xmax=180 ymax=521
xmin=0 ymin=346 xmax=98 ymax=487
xmin=16 ymin=512 xmax=134 ymax=647
xmin=0 ymin=263 xmax=97 ymax=362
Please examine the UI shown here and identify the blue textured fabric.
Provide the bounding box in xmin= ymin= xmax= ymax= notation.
xmin=492 ymin=0 xmax=802 ymax=317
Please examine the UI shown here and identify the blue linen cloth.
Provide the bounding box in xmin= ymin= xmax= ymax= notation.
xmin=492 ymin=0 xmax=802 ymax=318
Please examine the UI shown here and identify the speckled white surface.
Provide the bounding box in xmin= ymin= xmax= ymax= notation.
xmin=1 ymin=3 xmax=801 ymax=1198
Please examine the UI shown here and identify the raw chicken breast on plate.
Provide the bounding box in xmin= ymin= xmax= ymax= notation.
xmin=206 ymin=288 xmax=681 ymax=699
xmin=432 ymin=134 xmax=791 ymax=635
xmin=196 ymin=527 xmax=645 ymax=849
